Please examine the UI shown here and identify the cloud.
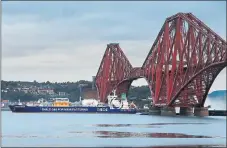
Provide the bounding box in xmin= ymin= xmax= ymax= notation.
xmin=2 ymin=11 xmax=159 ymax=58
xmin=2 ymin=1 xmax=226 ymax=89
xmin=2 ymin=10 xmax=157 ymax=82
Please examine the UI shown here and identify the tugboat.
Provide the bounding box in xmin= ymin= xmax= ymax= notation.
xmin=8 ymin=90 xmax=137 ymax=114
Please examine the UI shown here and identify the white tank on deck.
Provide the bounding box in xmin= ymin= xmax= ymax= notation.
xmin=111 ymin=99 xmax=121 ymax=108
xmin=82 ymin=99 xmax=98 ymax=107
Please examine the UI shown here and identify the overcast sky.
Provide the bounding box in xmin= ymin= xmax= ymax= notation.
xmin=2 ymin=1 xmax=226 ymax=92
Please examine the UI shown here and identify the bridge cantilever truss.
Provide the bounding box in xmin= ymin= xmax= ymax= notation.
xmin=95 ymin=13 xmax=227 ymax=107
xmin=95 ymin=43 xmax=133 ymax=103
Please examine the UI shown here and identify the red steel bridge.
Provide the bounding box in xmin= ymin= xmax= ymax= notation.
xmin=95 ymin=13 xmax=227 ymax=111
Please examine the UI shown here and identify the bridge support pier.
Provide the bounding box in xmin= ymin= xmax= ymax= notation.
xmin=179 ymin=107 xmax=194 ymax=116
xmin=161 ymin=107 xmax=176 ymax=116
xmin=194 ymin=107 xmax=209 ymax=117
xmin=148 ymin=106 xmax=161 ymax=115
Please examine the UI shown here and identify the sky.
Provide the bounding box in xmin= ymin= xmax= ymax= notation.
xmin=1 ymin=1 xmax=226 ymax=92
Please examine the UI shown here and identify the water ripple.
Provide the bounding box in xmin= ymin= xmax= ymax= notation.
xmin=69 ymin=131 xmax=224 ymax=138
xmin=93 ymin=123 xmax=208 ymax=128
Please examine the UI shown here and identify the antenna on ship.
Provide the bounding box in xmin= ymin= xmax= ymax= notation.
xmin=78 ymin=83 xmax=88 ymax=102
xmin=79 ymin=85 xmax=82 ymax=102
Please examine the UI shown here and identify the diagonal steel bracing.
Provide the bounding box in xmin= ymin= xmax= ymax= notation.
xmin=95 ymin=13 xmax=226 ymax=107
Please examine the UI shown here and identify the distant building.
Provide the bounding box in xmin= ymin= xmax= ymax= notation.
xmin=1 ymin=89 xmax=7 ymax=93
xmin=82 ymin=88 xmax=98 ymax=99
xmin=21 ymin=88 xmax=29 ymax=93
xmin=58 ymin=92 xmax=67 ymax=96
xmin=29 ymin=88 xmax=38 ymax=95
xmin=1 ymin=100 xmax=9 ymax=103
xmin=37 ymin=89 xmax=55 ymax=95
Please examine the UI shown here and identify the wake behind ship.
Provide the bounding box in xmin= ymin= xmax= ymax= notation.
xmin=9 ymin=90 xmax=137 ymax=114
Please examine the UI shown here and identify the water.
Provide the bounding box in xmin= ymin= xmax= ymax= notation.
xmin=2 ymin=111 xmax=226 ymax=147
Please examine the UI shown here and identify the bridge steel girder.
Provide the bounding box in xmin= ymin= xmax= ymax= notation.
xmin=95 ymin=43 xmax=133 ymax=103
xmin=95 ymin=13 xmax=226 ymax=107
xmin=142 ymin=13 xmax=227 ymax=107
xmin=115 ymin=67 xmax=147 ymax=97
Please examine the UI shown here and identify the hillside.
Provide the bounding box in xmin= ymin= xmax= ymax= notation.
xmin=1 ymin=80 xmax=151 ymax=102
xmin=1 ymin=80 xmax=93 ymax=102
xmin=208 ymin=90 xmax=226 ymax=99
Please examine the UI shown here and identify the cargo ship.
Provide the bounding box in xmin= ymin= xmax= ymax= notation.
xmin=9 ymin=90 xmax=137 ymax=114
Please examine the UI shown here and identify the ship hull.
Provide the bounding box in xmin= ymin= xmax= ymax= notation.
xmin=9 ymin=105 xmax=137 ymax=114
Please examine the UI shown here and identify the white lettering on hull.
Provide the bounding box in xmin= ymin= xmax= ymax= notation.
xmin=41 ymin=107 xmax=89 ymax=112
xmin=97 ymin=108 xmax=108 ymax=112
xmin=40 ymin=107 xmax=109 ymax=112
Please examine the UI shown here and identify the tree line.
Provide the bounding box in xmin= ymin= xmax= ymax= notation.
xmin=1 ymin=80 xmax=150 ymax=102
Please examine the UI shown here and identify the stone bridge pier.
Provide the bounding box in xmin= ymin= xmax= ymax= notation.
xmin=160 ymin=107 xmax=176 ymax=116
xmin=179 ymin=107 xmax=194 ymax=116
xmin=194 ymin=107 xmax=209 ymax=116
xmin=148 ymin=106 xmax=209 ymax=117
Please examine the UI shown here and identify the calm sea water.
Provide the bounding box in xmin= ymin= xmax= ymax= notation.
xmin=1 ymin=111 xmax=226 ymax=147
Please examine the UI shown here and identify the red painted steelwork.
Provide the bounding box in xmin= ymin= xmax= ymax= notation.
xmin=95 ymin=43 xmax=133 ymax=103
xmin=143 ymin=13 xmax=226 ymax=107
xmin=95 ymin=13 xmax=227 ymax=107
